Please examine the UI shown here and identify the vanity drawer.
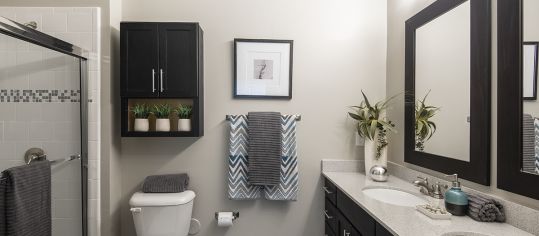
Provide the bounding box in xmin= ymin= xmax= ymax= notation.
xmin=337 ymin=188 xmax=375 ymax=236
xmin=324 ymin=198 xmax=338 ymax=233
xmin=324 ymin=178 xmax=337 ymax=205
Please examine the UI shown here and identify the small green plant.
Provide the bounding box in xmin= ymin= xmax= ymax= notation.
xmin=130 ymin=104 xmax=151 ymax=119
xmin=152 ymin=104 xmax=172 ymax=119
xmin=415 ymin=91 xmax=440 ymax=151
xmin=348 ymin=91 xmax=398 ymax=159
xmin=175 ymin=104 xmax=193 ymax=119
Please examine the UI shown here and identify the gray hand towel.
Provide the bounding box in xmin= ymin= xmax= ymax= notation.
xmin=142 ymin=173 xmax=189 ymax=193
xmin=522 ymin=114 xmax=536 ymax=173
xmin=0 ymin=161 xmax=52 ymax=236
xmin=466 ymin=192 xmax=505 ymax=222
xmin=247 ymin=112 xmax=282 ymax=186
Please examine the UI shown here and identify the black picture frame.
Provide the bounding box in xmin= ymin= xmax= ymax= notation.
xmin=404 ymin=0 xmax=491 ymax=185
xmin=498 ymin=0 xmax=539 ymax=199
xmin=233 ymin=38 xmax=293 ymax=99
xmin=522 ymin=42 xmax=538 ymax=100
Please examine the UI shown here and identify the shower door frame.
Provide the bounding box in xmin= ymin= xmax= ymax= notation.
xmin=0 ymin=16 xmax=89 ymax=236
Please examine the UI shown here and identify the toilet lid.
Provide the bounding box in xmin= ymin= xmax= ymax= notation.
xmin=129 ymin=190 xmax=196 ymax=206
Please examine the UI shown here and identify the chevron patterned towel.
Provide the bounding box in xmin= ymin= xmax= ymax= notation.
xmin=227 ymin=115 xmax=299 ymax=201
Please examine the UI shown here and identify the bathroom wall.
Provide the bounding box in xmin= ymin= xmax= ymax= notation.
xmin=0 ymin=7 xmax=101 ymax=236
xmin=386 ymin=0 xmax=539 ymax=210
xmin=116 ymin=0 xmax=387 ymax=235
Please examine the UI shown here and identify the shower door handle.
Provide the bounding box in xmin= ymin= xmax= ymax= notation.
xmin=152 ymin=69 xmax=156 ymax=93
xmin=160 ymin=69 xmax=164 ymax=92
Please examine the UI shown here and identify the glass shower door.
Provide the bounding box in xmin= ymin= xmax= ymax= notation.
xmin=0 ymin=26 xmax=87 ymax=236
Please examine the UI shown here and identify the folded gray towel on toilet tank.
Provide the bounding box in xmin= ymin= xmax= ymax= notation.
xmin=142 ymin=173 xmax=189 ymax=193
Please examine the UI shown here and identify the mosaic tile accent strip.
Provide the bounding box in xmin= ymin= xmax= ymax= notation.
xmin=0 ymin=89 xmax=81 ymax=103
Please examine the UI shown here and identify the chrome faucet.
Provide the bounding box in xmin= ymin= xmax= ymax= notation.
xmin=413 ymin=177 xmax=433 ymax=196
xmin=413 ymin=176 xmax=447 ymax=198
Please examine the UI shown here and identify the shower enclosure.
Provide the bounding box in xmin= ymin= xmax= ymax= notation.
xmin=0 ymin=16 xmax=88 ymax=236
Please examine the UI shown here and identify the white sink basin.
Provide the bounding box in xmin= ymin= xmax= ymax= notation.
xmin=362 ymin=187 xmax=427 ymax=207
xmin=441 ymin=232 xmax=491 ymax=236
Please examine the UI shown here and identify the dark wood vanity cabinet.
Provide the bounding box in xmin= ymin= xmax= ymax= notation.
xmin=120 ymin=22 xmax=202 ymax=98
xmin=324 ymin=178 xmax=394 ymax=236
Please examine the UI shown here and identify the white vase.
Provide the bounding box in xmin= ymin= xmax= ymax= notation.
xmin=178 ymin=119 xmax=192 ymax=132
xmin=134 ymin=118 xmax=149 ymax=132
xmin=364 ymin=132 xmax=388 ymax=175
xmin=155 ymin=118 xmax=171 ymax=132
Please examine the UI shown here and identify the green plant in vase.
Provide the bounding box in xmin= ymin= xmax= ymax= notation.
xmin=152 ymin=104 xmax=172 ymax=132
xmin=348 ymin=91 xmax=398 ymax=174
xmin=415 ymin=91 xmax=440 ymax=152
xmin=175 ymin=104 xmax=193 ymax=132
xmin=130 ymin=104 xmax=151 ymax=132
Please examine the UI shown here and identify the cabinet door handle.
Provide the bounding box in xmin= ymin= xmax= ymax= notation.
xmin=152 ymin=69 xmax=156 ymax=93
xmin=160 ymin=69 xmax=164 ymax=92
xmin=322 ymin=186 xmax=333 ymax=194
xmin=324 ymin=210 xmax=333 ymax=219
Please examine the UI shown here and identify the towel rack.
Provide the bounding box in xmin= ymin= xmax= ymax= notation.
xmin=225 ymin=114 xmax=301 ymax=121
xmin=24 ymin=148 xmax=81 ymax=165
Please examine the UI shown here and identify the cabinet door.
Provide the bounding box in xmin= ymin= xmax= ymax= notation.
xmin=339 ymin=216 xmax=362 ymax=236
xmin=121 ymin=23 xmax=160 ymax=97
xmin=376 ymin=223 xmax=394 ymax=236
xmin=158 ymin=23 xmax=199 ymax=97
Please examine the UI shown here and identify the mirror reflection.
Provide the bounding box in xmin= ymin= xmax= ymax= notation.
xmin=414 ymin=1 xmax=471 ymax=162
xmin=522 ymin=0 xmax=539 ymax=175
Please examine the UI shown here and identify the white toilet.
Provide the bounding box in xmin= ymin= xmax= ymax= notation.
xmin=129 ymin=191 xmax=196 ymax=236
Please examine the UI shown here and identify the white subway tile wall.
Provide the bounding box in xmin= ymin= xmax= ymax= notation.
xmin=0 ymin=7 xmax=100 ymax=236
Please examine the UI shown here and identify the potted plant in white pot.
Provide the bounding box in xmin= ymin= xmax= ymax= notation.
xmin=131 ymin=104 xmax=151 ymax=132
xmin=175 ymin=104 xmax=193 ymax=132
xmin=415 ymin=91 xmax=440 ymax=152
xmin=152 ymin=104 xmax=172 ymax=132
xmin=349 ymin=91 xmax=398 ymax=174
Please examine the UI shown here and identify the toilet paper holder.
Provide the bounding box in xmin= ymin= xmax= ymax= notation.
xmin=214 ymin=212 xmax=239 ymax=221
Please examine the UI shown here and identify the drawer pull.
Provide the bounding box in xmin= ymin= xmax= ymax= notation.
xmin=323 ymin=186 xmax=333 ymax=194
xmin=324 ymin=210 xmax=333 ymax=219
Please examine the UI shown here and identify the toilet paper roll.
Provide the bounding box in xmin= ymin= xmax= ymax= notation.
xmin=217 ymin=212 xmax=234 ymax=227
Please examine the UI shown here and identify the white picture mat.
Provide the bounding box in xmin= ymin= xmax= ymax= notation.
xmin=236 ymin=42 xmax=291 ymax=96
xmin=523 ymin=44 xmax=537 ymax=98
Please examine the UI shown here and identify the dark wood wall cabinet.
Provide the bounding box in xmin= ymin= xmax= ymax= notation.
xmin=324 ymin=178 xmax=394 ymax=236
xmin=120 ymin=22 xmax=204 ymax=137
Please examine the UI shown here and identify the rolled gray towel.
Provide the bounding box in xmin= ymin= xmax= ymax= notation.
xmin=142 ymin=173 xmax=189 ymax=193
xmin=466 ymin=193 xmax=505 ymax=222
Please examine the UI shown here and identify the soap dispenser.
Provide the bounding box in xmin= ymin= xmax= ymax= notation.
xmin=444 ymin=174 xmax=468 ymax=216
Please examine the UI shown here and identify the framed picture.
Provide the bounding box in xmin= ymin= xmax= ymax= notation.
xmin=523 ymin=42 xmax=538 ymax=100
xmin=234 ymin=39 xmax=293 ymax=99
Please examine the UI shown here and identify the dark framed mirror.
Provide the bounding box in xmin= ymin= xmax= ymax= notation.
xmin=405 ymin=0 xmax=491 ymax=185
xmin=498 ymin=0 xmax=539 ymax=199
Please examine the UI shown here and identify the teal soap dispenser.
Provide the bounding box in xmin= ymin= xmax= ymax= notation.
xmin=444 ymin=174 xmax=468 ymax=216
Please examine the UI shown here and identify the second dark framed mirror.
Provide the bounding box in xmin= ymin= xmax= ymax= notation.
xmin=498 ymin=0 xmax=539 ymax=199
xmin=404 ymin=0 xmax=491 ymax=185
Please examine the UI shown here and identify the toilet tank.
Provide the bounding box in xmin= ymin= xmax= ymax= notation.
xmin=129 ymin=191 xmax=196 ymax=236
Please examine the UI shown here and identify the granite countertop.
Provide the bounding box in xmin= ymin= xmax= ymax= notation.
xmin=322 ymin=171 xmax=533 ymax=236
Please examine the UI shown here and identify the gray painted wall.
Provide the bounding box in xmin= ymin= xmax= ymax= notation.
xmin=116 ymin=0 xmax=388 ymax=235
xmin=386 ymin=0 xmax=539 ymax=211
